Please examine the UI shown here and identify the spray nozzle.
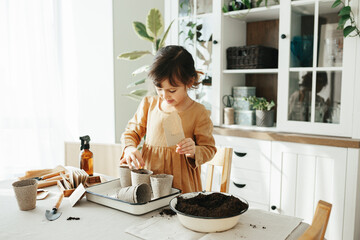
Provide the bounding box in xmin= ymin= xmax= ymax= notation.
xmin=80 ymin=135 xmax=91 ymax=150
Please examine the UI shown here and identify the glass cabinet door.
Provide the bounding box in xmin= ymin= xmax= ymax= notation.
xmin=178 ymin=0 xmax=214 ymax=112
xmin=278 ymin=0 xmax=352 ymax=136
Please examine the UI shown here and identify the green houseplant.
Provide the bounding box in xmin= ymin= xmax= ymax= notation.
xmin=332 ymin=0 xmax=360 ymax=37
xmin=117 ymin=8 xmax=174 ymax=101
xmin=243 ymin=96 xmax=275 ymax=127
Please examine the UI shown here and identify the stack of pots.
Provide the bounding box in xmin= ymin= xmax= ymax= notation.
xmin=232 ymin=86 xmax=256 ymax=126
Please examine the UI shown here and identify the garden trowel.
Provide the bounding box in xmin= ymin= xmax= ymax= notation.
xmin=45 ymin=193 xmax=64 ymax=221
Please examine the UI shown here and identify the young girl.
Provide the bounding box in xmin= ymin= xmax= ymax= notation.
xmin=119 ymin=45 xmax=216 ymax=193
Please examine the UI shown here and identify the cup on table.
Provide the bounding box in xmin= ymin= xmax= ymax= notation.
xmin=116 ymin=183 xmax=151 ymax=203
xmin=150 ymin=174 xmax=173 ymax=199
xmin=118 ymin=165 xmax=132 ymax=188
xmin=12 ymin=179 xmax=38 ymax=211
xmin=131 ymin=169 xmax=153 ymax=187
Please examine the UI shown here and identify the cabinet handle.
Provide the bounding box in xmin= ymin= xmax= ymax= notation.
xmin=281 ymin=34 xmax=286 ymax=39
xmin=271 ymin=205 xmax=277 ymax=210
xmin=213 ymin=40 xmax=218 ymax=44
xmin=233 ymin=182 xmax=246 ymax=188
xmin=234 ymin=151 xmax=247 ymax=157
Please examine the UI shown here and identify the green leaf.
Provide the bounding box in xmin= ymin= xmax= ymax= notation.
xmin=339 ymin=6 xmax=351 ymax=16
xmin=127 ymin=78 xmax=146 ymax=88
xmin=187 ymin=29 xmax=194 ymax=40
xmin=130 ymin=89 xmax=148 ymax=96
xmin=222 ymin=3 xmax=228 ymax=13
xmin=338 ymin=15 xmax=350 ymax=29
xmin=117 ymin=51 xmax=152 ymax=60
xmin=133 ymin=22 xmax=154 ymax=42
xmin=146 ymin=8 xmax=164 ymax=39
xmin=196 ymin=48 xmax=206 ymax=61
xmin=122 ymin=89 xmax=148 ymax=101
xmin=344 ymin=25 xmax=356 ymax=37
xmin=256 ymin=0 xmax=262 ymax=7
xmin=331 ymin=0 xmax=342 ymax=8
xmin=122 ymin=93 xmax=144 ymax=102
xmin=155 ymin=39 xmax=161 ymax=52
xmin=132 ymin=65 xmax=149 ymax=76
xmin=244 ymin=0 xmax=251 ymax=9
xmin=159 ymin=20 xmax=174 ymax=49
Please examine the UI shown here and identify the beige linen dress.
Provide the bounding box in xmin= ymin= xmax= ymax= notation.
xmin=120 ymin=96 xmax=216 ymax=193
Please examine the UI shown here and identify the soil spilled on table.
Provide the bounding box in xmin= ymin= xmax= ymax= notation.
xmin=159 ymin=208 xmax=176 ymax=216
xmin=175 ymin=193 xmax=248 ymax=218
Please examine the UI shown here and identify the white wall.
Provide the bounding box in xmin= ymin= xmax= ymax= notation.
xmin=61 ymin=0 xmax=115 ymax=144
xmin=113 ymin=0 xmax=164 ymax=143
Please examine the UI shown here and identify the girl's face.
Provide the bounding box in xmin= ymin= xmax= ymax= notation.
xmin=155 ymin=79 xmax=190 ymax=108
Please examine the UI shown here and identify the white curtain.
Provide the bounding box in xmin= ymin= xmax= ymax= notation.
xmin=0 ymin=0 xmax=79 ymax=179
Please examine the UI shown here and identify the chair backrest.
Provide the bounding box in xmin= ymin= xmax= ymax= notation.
xmin=205 ymin=147 xmax=233 ymax=193
xmin=64 ymin=142 xmax=122 ymax=177
xmin=298 ymin=200 xmax=332 ymax=240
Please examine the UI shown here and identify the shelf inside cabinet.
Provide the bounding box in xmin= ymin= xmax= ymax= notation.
xmin=223 ymin=69 xmax=278 ymax=74
xmin=223 ymin=5 xmax=280 ymax=22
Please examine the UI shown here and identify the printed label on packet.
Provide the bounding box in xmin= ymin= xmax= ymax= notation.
xmin=162 ymin=111 xmax=185 ymax=147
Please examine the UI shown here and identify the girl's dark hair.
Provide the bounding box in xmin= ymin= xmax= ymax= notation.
xmin=148 ymin=45 xmax=200 ymax=89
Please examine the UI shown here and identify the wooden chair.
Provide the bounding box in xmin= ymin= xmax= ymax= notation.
xmin=298 ymin=200 xmax=332 ymax=240
xmin=205 ymin=147 xmax=233 ymax=193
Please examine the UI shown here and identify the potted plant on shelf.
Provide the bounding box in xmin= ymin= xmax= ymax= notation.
xmin=243 ymin=96 xmax=275 ymax=127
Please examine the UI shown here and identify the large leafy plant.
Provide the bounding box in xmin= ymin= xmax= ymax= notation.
xmin=117 ymin=9 xmax=174 ymax=101
xmin=243 ymin=96 xmax=275 ymax=111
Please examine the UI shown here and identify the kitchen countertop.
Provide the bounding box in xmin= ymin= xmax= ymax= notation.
xmin=214 ymin=126 xmax=360 ymax=149
xmin=0 ymin=177 xmax=308 ymax=240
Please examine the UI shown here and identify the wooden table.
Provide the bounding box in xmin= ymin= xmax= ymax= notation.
xmin=0 ymin=178 xmax=308 ymax=240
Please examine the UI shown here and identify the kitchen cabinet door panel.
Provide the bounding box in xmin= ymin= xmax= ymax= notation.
xmin=271 ymin=141 xmax=347 ymax=240
xmin=295 ymin=154 xmax=317 ymax=224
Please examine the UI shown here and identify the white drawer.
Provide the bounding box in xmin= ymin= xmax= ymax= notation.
xmin=229 ymin=168 xmax=270 ymax=205
xmin=232 ymin=146 xmax=271 ymax=173
xmin=214 ymin=135 xmax=271 ymax=152
xmin=214 ymin=135 xmax=271 ymax=173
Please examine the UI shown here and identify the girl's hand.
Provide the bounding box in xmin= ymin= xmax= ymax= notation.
xmin=120 ymin=146 xmax=145 ymax=169
xmin=176 ymin=138 xmax=195 ymax=158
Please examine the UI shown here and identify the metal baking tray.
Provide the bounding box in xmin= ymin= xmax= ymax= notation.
xmin=85 ymin=178 xmax=181 ymax=215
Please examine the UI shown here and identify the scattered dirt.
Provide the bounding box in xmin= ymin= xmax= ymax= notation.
xmin=159 ymin=208 xmax=176 ymax=217
xmin=175 ymin=193 xmax=248 ymax=218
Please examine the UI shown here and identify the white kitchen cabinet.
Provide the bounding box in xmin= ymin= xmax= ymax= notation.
xmin=165 ymin=0 xmax=360 ymax=138
xmin=270 ymin=141 xmax=360 ymax=240
xmin=209 ymin=134 xmax=360 ymax=239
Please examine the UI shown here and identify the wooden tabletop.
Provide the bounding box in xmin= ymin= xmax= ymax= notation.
xmin=213 ymin=127 xmax=360 ymax=149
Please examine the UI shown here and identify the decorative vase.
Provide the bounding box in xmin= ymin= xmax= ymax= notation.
xmin=255 ymin=109 xmax=274 ymax=127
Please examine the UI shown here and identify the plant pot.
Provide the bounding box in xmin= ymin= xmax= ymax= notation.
xmin=255 ymin=109 xmax=274 ymax=127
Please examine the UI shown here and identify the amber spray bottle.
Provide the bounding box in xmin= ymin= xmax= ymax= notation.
xmin=79 ymin=135 xmax=93 ymax=176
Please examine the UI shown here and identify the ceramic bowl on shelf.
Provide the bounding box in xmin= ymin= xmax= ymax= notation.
xmin=169 ymin=191 xmax=249 ymax=233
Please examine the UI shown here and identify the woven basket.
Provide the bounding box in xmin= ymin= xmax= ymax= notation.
xmin=227 ymin=45 xmax=278 ymax=69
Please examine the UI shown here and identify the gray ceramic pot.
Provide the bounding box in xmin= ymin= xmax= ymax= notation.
xmin=255 ymin=109 xmax=274 ymax=127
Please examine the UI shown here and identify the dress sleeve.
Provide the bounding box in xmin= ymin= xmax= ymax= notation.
xmin=187 ymin=109 xmax=217 ymax=168
xmin=119 ymin=97 xmax=149 ymax=160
